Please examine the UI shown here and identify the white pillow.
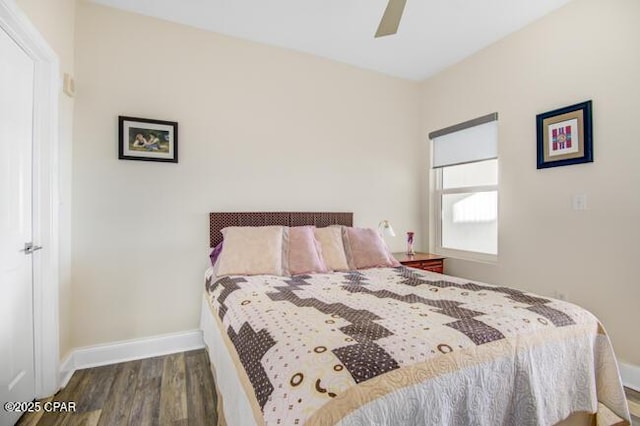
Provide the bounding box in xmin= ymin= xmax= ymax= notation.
xmin=313 ymin=226 xmax=350 ymax=272
xmin=216 ymin=226 xmax=285 ymax=276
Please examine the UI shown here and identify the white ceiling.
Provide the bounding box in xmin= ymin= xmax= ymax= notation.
xmin=91 ymin=0 xmax=572 ymax=81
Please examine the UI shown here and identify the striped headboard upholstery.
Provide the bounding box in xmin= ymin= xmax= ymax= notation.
xmin=209 ymin=212 xmax=353 ymax=247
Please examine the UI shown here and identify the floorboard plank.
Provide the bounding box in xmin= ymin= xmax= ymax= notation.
xmin=96 ymin=360 xmax=141 ymax=426
xmin=127 ymin=356 xmax=163 ymax=426
xmin=15 ymin=397 xmax=52 ymax=426
xmin=61 ymin=410 xmax=101 ymax=426
xmin=184 ymin=350 xmax=217 ymax=426
xmin=75 ymin=365 xmax=118 ymax=414
xmin=158 ymin=353 xmax=188 ymax=424
xmin=197 ymin=351 xmax=219 ymax=425
xmin=55 ymin=368 xmax=88 ymax=403
xmin=36 ymin=398 xmax=77 ymax=426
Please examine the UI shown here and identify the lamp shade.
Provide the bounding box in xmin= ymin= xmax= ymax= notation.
xmin=378 ymin=220 xmax=396 ymax=237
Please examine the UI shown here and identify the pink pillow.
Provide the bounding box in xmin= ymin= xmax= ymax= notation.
xmin=343 ymin=227 xmax=400 ymax=270
xmin=287 ymin=226 xmax=329 ymax=275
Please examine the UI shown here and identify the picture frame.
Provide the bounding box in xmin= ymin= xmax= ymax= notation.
xmin=118 ymin=116 xmax=178 ymax=163
xmin=536 ymin=100 xmax=592 ymax=169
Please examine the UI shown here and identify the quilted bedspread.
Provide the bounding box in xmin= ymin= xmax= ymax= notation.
xmin=205 ymin=267 xmax=630 ymax=426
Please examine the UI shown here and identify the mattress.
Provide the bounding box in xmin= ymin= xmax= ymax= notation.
xmin=200 ymin=266 xmax=630 ymax=426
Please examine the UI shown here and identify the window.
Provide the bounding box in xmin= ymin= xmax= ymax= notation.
xmin=430 ymin=114 xmax=498 ymax=260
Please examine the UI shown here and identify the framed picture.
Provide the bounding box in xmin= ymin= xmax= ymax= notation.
xmin=118 ymin=116 xmax=178 ymax=163
xmin=536 ymin=100 xmax=592 ymax=169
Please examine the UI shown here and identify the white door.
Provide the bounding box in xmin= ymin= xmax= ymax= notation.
xmin=0 ymin=25 xmax=36 ymax=426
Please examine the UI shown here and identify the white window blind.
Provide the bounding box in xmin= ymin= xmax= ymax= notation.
xmin=430 ymin=113 xmax=498 ymax=168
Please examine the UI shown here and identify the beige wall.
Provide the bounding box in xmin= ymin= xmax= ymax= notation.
xmin=16 ymin=0 xmax=76 ymax=359
xmin=421 ymin=0 xmax=640 ymax=365
xmin=72 ymin=2 xmax=422 ymax=348
xmin=18 ymin=0 xmax=637 ymax=373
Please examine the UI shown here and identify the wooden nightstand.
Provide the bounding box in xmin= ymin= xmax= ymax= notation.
xmin=393 ymin=252 xmax=446 ymax=274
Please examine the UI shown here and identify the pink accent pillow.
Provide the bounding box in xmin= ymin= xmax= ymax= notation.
xmin=287 ymin=226 xmax=329 ymax=276
xmin=343 ymin=227 xmax=400 ymax=270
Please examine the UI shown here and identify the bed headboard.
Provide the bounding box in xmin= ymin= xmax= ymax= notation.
xmin=209 ymin=212 xmax=353 ymax=247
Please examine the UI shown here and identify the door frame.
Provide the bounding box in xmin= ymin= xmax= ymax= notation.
xmin=0 ymin=0 xmax=60 ymax=398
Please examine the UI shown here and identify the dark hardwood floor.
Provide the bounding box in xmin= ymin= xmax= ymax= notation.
xmin=16 ymin=349 xmax=217 ymax=426
xmin=16 ymin=349 xmax=639 ymax=425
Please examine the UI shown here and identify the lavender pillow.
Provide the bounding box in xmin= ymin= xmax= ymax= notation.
xmin=209 ymin=242 xmax=223 ymax=267
xmin=343 ymin=227 xmax=400 ymax=270
xmin=287 ymin=226 xmax=329 ymax=276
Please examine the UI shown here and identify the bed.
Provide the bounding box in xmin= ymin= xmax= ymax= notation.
xmin=200 ymin=212 xmax=630 ymax=426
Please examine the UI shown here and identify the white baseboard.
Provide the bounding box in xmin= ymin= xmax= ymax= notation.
xmin=620 ymin=361 xmax=640 ymax=392
xmin=59 ymin=329 xmax=204 ymax=388
xmin=59 ymin=353 xmax=75 ymax=388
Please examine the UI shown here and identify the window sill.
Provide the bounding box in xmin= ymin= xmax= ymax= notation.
xmin=432 ymin=247 xmax=497 ymax=265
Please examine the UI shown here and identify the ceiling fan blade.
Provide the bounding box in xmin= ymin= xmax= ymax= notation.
xmin=375 ymin=0 xmax=407 ymax=38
